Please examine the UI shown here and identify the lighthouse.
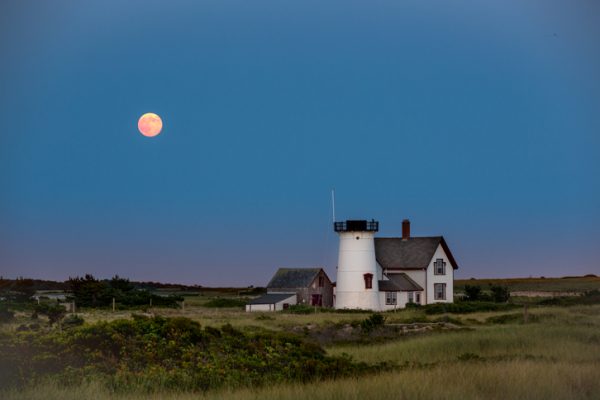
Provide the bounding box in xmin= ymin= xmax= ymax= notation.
xmin=334 ymin=219 xmax=381 ymax=310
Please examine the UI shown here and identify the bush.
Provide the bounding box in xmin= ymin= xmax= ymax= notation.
xmin=538 ymin=290 xmax=600 ymax=306
xmin=423 ymin=301 xmax=517 ymax=315
xmin=0 ymin=306 xmax=14 ymax=323
xmin=285 ymin=304 xmax=315 ymax=314
xmin=464 ymin=285 xmax=482 ymax=301
xmin=203 ymin=298 xmax=247 ymax=308
xmin=35 ymin=303 xmax=66 ymax=326
xmin=63 ymin=314 xmax=85 ymax=328
xmin=361 ymin=313 xmax=386 ymax=332
xmin=490 ymin=285 xmax=510 ymax=303
xmin=0 ymin=315 xmax=382 ymax=391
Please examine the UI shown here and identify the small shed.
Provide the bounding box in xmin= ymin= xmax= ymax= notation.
xmin=245 ymin=293 xmax=296 ymax=312
xmin=267 ymin=268 xmax=334 ymax=307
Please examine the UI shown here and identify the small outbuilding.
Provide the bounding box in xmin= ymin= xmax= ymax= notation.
xmin=246 ymin=267 xmax=334 ymax=312
xmin=245 ymin=293 xmax=296 ymax=312
xmin=267 ymin=267 xmax=334 ymax=307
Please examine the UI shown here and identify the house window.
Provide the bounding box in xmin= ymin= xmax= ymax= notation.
xmin=434 ymin=283 xmax=446 ymax=300
xmin=408 ymin=292 xmax=414 ymax=303
xmin=283 ymin=303 xmax=290 ymax=310
xmin=434 ymin=259 xmax=446 ymax=275
xmin=318 ymin=276 xmax=324 ymax=287
xmin=386 ymin=292 xmax=397 ymax=305
xmin=363 ymin=273 xmax=373 ymax=289
xmin=416 ymin=292 xmax=421 ymax=304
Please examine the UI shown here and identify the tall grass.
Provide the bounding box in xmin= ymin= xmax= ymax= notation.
xmin=3 ymin=305 xmax=599 ymax=400
xmin=328 ymin=306 xmax=600 ymax=364
xmin=4 ymin=361 xmax=599 ymax=400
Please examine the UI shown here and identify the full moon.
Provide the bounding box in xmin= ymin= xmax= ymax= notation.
xmin=138 ymin=113 xmax=163 ymax=137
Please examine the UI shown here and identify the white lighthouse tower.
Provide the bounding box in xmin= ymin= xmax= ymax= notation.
xmin=334 ymin=219 xmax=381 ymax=310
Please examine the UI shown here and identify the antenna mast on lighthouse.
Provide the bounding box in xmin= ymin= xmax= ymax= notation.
xmin=331 ymin=189 xmax=336 ymax=223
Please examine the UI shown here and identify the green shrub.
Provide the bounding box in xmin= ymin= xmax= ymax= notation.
xmin=0 ymin=315 xmax=381 ymax=392
xmin=34 ymin=302 xmax=66 ymax=326
xmin=361 ymin=313 xmax=386 ymax=332
xmin=203 ymin=298 xmax=247 ymax=308
xmin=490 ymin=285 xmax=510 ymax=302
xmin=464 ymin=285 xmax=482 ymax=301
xmin=0 ymin=306 xmax=14 ymax=323
xmin=285 ymin=304 xmax=316 ymax=314
xmin=63 ymin=314 xmax=85 ymax=328
xmin=538 ymin=290 xmax=600 ymax=306
xmin=423 ymin=301 xmax=517 ymax=315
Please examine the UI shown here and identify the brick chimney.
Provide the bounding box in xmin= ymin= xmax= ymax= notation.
xmin=402 ymin=219 xmax=410 ymax=240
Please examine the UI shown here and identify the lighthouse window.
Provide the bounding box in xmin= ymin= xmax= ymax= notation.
xmin=385 ymin=292 xmax=397 ymax=305
xmin=363 ymin=273 xmax=373 ymax=289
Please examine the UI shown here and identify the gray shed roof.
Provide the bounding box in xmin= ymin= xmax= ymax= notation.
xmin=378 ymin=273 xmax=424 ymax=292
xmin=375 ymin=237 xmax=459 ymax=270
xmin=267 ymin=268 xmax=323 ymax=288
xmin=247 ymin=293 xmax=296 ymax=305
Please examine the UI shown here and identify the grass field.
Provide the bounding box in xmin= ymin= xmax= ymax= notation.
xmin=2 ymin=277 xmax=600 ymax=400
xmin=3 ymin=305 xmax=599 ymax=400
xmin=454 ymin=275 xmax=600 ymax=293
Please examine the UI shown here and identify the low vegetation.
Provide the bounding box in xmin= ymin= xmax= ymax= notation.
xmin=463 ymin=284 xmax=510 ymax=302
xmin=1 ymin=276 xmax=600 ymax=399
xmin=202 ymin=298 xmax=248 ymax=308
xmin=537 ymin=289 xmax=600 ymax=306
xmin=0 ymin=315 xmax=383 ymax=393
xmin=2 ymin=305 xmax=599 ymax=400
xmin=455 ymin=275 xmax=600 ymax=293
xmin=422 ymin=301 xmax=517 ymax=314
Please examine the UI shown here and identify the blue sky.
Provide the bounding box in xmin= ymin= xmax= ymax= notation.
xmin=1 ymin=0 xmax=599 ymax=285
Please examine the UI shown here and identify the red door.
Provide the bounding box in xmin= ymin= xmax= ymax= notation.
xmin=311 ymin=294 xmax=323 ymax=306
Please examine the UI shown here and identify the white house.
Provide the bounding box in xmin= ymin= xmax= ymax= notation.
xmin=334 ymin=219 xmax=458 ymax=311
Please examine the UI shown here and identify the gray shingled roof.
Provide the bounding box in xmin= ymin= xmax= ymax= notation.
xmin=247 ymin=293 xmax=296 ymax=305
xmin=267 ymin=268 xmax=322 ymax=288
xmin=378 ymin=273 xmax=424 ymax=292
xmin=375 ymin=237 xmax=458 ymax=270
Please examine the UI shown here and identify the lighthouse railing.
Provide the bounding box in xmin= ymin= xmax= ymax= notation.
xmin=333 ymin=220 xmax=379 ymax=232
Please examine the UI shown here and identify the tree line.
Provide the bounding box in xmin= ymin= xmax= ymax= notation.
xmin=0 ymin=275 xmax=183 ymax=309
